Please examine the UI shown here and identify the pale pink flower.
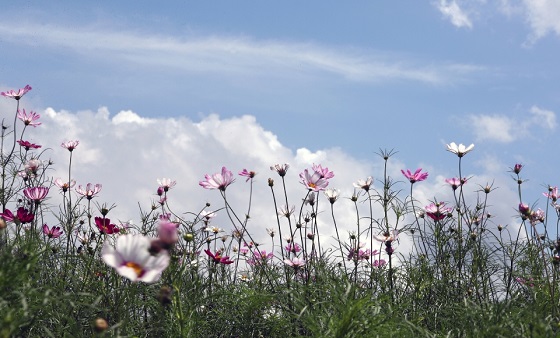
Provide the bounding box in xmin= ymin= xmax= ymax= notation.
xmin=76 ymin=183 xmax=102 ymax=199
xmin=61 ymin=140 xmax=79 ymax=152
xmin=353 ymin=176 xmax=373 ymax=192
xmin=312 ymin=163 xmax=334 ymax=179
xmin=239 ymin=169 xmax=257 ymax=182
xmin=42 ymin=224 xmax=63 ymax=238
xmin=102 ymin=234 xmax=170 ymax=283
xmin=425 ymin=202 xmax=453 ymax=221
xmin=270 ymin=163 xmax=289 ymax=177
xmin=445 ymin=177 xmax=467 ymax=190
xmin=299 ymin=169 xmax=329 ymax=192
xmin=157 ymin=178 xmax=176 ymax=192
xmin=158 ymin=218 xmax=179 ymax=245
xmin=284 ymin=243 xmax=302 ymax=254
xmin=17 ymin=109 xmax=41 ymax=127
xmin=284 ymin=257 xmax=306 ymax=269
xmin=54 ymin=178 xmax=76 ymax=193
xmin=446 ymin=142 xmax=474 ymax=157
xmin=25 ymin=159 xmax=41 ymax=174
xmin=1 ymin=85 xmax=32 ymax=100
xmin=544 ymin=186 xmax=559 ymax=202
xmin=199 ymin=166 xmax=235 ymax=191
xmin=23 ymin=186 xmax=49 ymax=202
xmin=373 ymin=229 xmax=399 ymax=243
xmin=401 ymin=168 xmax=428 ymax=183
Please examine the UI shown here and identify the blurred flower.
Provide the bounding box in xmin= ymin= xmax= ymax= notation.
xmin=518 ymin=203 xmax=531 ymax=217
xmin=270 ymin=163 xmax=289 ymax=177
xmin=284 ymin=243 xmax=302 ymax=254
xmin=544 ymin=186 xmax=559 ymax=202
xmin=76 ymin=183 xmax=102 ymax=199
xmin=102 ymin=234 xmax=170 ymax=283
xmin=204 ymin=249 xmax=234 ymax=265
xmin=25 ymin=159 xmax=41 ymax=174
xmin=61 ymin=140 xmax=79 ymax=151
xmin=54 ymin=178 xmax=76 ymax=193
xmin=158 ymin=218 xmax=178 ymax=246
xmin=324 ymin=188 xmax=340 ymax=204
xmin=157 ymin=178 xmax=176 ymax=192
xmin=42 ymin=224 xmax=63 ymax=238
xmin=284 ymin=257 xmax=306 ymax=269
xmin=303 ymin=192 xmax=316 ymax=206
xmin=299 ymin=168 xmax=329 ymax=192
xmin=17 ymin=109 xmax=41 ymax=127
xmin=353 ymin=176 xmax=373 ymax=192
xmin=266 ymin=228 xmax=275 ymax=237
xmin=199 ymin=166 xmax=235 ymax=191
xmin=1 ymin=84 xmax=32 ymax=100
xmin=401 ymin=168 xmax=428 ymax=183
xmin=312 ymin=163 xmax=334 ymax=179
xmin=17 ymin=140 xmax=41 ymax=151
xmin=95 ymin=217 xmax=120 ymax=234
xmin=373 ymin=259 xmax=387 ymax=268
xmin=445 ymin=177 xmax=467 ymax=190
xmin=23 ymin=186 xmax=49 ymax=203
xmin=247 ymin=250 xmax=274 ymax=266
xmin=446 ymin=142 xmax=474 ymax=157
xmin=425 ymin=202 xmax=452 ymax=221
xmin=373 ymin=229 xmax=399 ymax=243
xmin=512 ymin=163 xmax=523 ymax=174
xmin=239 ymin=169 xmax=257 ymax=182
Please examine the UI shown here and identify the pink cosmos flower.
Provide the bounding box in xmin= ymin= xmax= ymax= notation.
xmin=25 ymin=159 xmax=41 ymax=174
xmin=353 ymin=176 xmax=373 ymax=192
xmin=373 ymin=259 xmax=387 ymax=268
xmin=1 ymin=85 xmax=32 ymax=100
xmin=42 ymin=224 xmax=63 ymax=238
xmin=17 ymin=140 xmax=42 ymax=151
xmin=445 ymin=177 xmax=467 ymax=190
xmin=54 ymin=178 xmax=76 ymax=193
xmin=204 ymin=249 xmax=234 ymax=265
xmin=247 ymin=250 xmax=274 ymax=266
xmin=544 ymin=187 xmax=559 ymax=202
xmin=61 ymin=140 xmax=80 ymax=152
xmin=95 ymin=217 xmax=120 ymax=234
xmin=17 ymin=109 xmax=41 ymax=127
xmin=0 ymin=207 xmax=34 ymax=224
xmin=312 ymin=163 xmax=334 ymax=179
xmin=157 ymin=178 xmax=176 ymax=192
xmin=270 ymin=164 xmax=289 ymax=177
xmin=76 ymin=183 xmax=102 ymax=199
xmin=401 ymin=168 xmax=428 ymax=183
xmin=518 ymin=203 xmax=531 ymax=216
xmin=23 ymin=186 xmax=49 ymax=202
xmin=299 ymin=168 xmax=329 ymax=192
xmin=373 ymin=229 xmax=399 ymax=243
xmin=284 ymin=243 xmax=302 ymax=254
xmin=425 ymin=202 xmax=453 ymax=221
xmin=158 ymin=217 xmax=178 ymax=246
xmin=512 ymin=164 xmax=523 ymax=174
xmin=102 ymin=234 xmax=170 ymax=283
xmin=239 ymin=169 xmax=257 ymax=182
xmin=199 ymin=167 xmax=235 ymax=191
xmin=284 ymin=257 xmax=306 ymax=269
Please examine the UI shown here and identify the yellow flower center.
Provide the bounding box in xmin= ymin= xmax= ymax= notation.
xmin=125 ymin=262 xmax=144 ymax=277
xmin=308 ymin=182 xmax=316 ymax=189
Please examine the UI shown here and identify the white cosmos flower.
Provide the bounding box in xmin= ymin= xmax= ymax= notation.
xmin=102 ymin=234 xmax=170 ymax=283
xmin=446 ymin=142 xmax=474 ymax=157
xmin=324 ymin=188 xmax=340 ymax=204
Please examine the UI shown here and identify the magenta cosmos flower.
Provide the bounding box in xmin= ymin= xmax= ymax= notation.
xmin=204 ymin=249 xmax=234 ymax=265
xmin=76 ymin=183 xmax=102 ymax=199
xmin=17 ymin=140 xmax=42 ymax=151
xmin=42 ymin=224 xmax=63 ymax=238
xmin=17 ymin=109 xmax=41 ymax=127
xmin=95 ymin=217 xmax=120 ymax=234
xmin=0 ymin=207 xmax=34 ymax=224
xmin=425 ymin=202 xmax=453 ymax=221
xmin=299 ymin=168 xmax=329 ymax=192
xmin=23 ymin=186 xmax=49 ymax=203
xmin=199 ymin=167 xmax=235 ymax=191
xmin=102 ymin=234 xmax=170 ymax=283
xmin=61 ymin=140 xmax=79 ymax=152
xmin=239 ymin=169 xmax=256 ymax=182
xmin=1 ymin=85 xmax=32 ymax=100
xmin=401 ymin=168 xmax=428 ymax=183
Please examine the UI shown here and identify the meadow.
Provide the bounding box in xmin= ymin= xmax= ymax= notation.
xmin=1 ymin=85 xmax=559 ymax=337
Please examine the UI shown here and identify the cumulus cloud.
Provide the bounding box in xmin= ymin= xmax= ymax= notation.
xmin=468 ymin=105 xmax=557 ymax=143
xmin=523 ymin=0 xmax=560 ymax=42
xmin=436 ymin=0 xmax=473 ymax=29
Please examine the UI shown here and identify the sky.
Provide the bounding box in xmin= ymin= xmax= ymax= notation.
xmin=1 ymin=1 xmax=559 ymax=253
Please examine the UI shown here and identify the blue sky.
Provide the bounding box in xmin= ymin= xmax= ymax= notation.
xmin=1 ymin=1 xmax=559 ymax=244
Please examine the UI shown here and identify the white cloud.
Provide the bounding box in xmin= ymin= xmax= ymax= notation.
xmin=523 ymin=0 xmax=560 ymax=41
xmin=0 ymin=22 xmax=480 ymax=85
xmin=468 ymin=106 xmax=557 ymax=143
xmin=436 ymin=0 xmax=474 ymax=29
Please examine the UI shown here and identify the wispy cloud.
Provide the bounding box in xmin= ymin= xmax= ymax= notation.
xmin=0 ymin=21 xmax=481 ymax=85
xmin=468 ymin=105 xmax=557 ymax=143
xmin=435 ymin=0 xmax=473 ymax=29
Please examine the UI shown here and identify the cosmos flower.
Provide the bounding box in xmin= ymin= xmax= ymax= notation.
xmin=401 ymin=168 xmax=428 ymax=183
xmin=61 ymin=140 xmax=80 ymax=152
xmin=284 ymin=257 xmax=306 ymax=269
xmin=76 ymin=183 xmax=102 ymax=199
xmin=353 ymin=176 xmax=373 ymax=192
xmin=445 ymin=177 xmax=467 ymax=190
xmin=312 ymin=163 xmax=334 ymax=179
xmin=324 ymin=188 xmax=340 ymax=204
xmin=239 ymin=169 xmax=257 ymax=182
xmin=23 ymin=186 xmax=49 ymax=203
xmin=17 ymin=140 xmax=41 ymax=151
xmin=157 ymin=178 xmax=176 ymax=192
xmin=42 ymin=224 xmax=63 ymax=238
xmin=373 ymin=229 xmax=399 ymax=243
xmin=95 ymin=217 xmax=120 ymax=234
xmin=17 ymin=109 xmax=41 ymax=127
xmin=204 ymin=249 xmax=234 ymax=265
xmin=54 ymin=178 xmax=76 ymax=193
xmin=0 ymin=207 xmax=34 ymax=224
xmin=425 ymin=202 xmax=453 ymax=221
xmin=543 ymin=187 xmax=559 ymax=202
xmin=199 ymin=167 xmax=235 ymax=191
xmin=270 ymin=163 xmax=289 ymax=177
xmin=102 ymin=234 xmax=170 ymax=283
xmin=446 ymin=142 xmax=474 ymax=157
xmin=158 ymin=217 xmax=178 ymax=245
xmin=299 ymin=169 xmax=329 ymax=192
xmin=1 ymin=85 xmax=32 ymax=100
